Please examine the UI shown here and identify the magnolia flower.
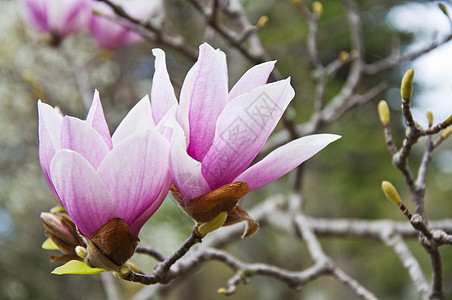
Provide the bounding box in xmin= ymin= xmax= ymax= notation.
xmin=87 ymin=0 xmax=162 ymax=50
xmin=163 ymin=43 xmax=340 ymax=236
xmin=38 ymin=91 xmax=171 ymax=270
xmin=18 ymin=0 xmax=88 ymax=44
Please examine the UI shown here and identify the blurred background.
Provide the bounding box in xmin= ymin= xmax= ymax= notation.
xmin=1 ymin=0 xmax=452 ymax=299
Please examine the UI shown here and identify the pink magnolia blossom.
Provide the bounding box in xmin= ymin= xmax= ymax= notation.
xmin=164 ymin=43 xmax=341 ymax=205
xmin=87 ymin=0 xmax=162 ymax=50
xmin=38 ymin=91 xmax=171 ymax=238
xmin=18 ymin=0 xmax=88 ymax=40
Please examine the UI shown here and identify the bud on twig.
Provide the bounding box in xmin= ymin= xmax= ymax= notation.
xmin=256 ymin=16 xmax=269 ymax=29
xmin=378 ymin=100 xmax=390 ymax=125
xmin=441 ymin=128 xmax=452 ymax=139
xmin=381 ymin=181 xmax=401 ymax=205
xmin=339 ymin=51 xmax=349 ymax=63
xmin=40 ymin=212 xmax=84 ymax=260
xmin=381 ymin=181 xmax=414 ymax=220
xmin=439 ymin=3 xmax=449 ymax=17
xmin=401 ymin=69 xmax=414 ymax=99
xmin=427 ymin=110 xmax=434 ymax=127
xmin=312 ymin=1 xmax=323 ymax=16
xmin=445 ymin=114 xmax=452 ymax=126
xmin=217 ymin=288 xmax=228 ymax=295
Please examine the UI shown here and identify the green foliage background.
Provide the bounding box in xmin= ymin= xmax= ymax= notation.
xmin=0 ymin=0 xmax=451 ymax=299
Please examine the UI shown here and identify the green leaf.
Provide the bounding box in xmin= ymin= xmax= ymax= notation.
xmin=42 ymin=238 xmax=59 ymax=250
xmin=51 ymin=260 xmax=105 ymax=275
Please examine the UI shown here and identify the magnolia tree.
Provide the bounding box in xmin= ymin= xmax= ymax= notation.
xmin=17 ymin=0 xmax=452 ymax=299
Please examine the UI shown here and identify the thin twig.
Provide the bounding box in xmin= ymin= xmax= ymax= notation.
xmin=135 ymin=245 xmax=166 ymax=262
xmin=331 ymin=268 xmax=379 ymax=300
xmin=95 ymin=0 xmax=197 ymax=60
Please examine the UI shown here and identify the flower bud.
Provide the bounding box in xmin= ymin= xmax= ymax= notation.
xmin=217 ymin=288 xmax=228 ymax=295
xmin=401 ymin=69 xmax=415 ymax=99
xmin=196 ymin=212 xmax=228 ymax=237
xmin=257 ymin=16 xmax=269 ymax=29
xmin=378 ymin=100 xmax=390 ymax=125
xmin=439 ymin=3 xmax=449 ymax=16
xmin=40 ymin=212 xmax=84 ymax=257
xmin=381 ymin=181 xmax=402 ymax=205
xmin=312 ymin=1 xmax=323 ymax=16
xmin=441 ymin=128 xmax=452 ymax=139
xmin=339 ymin=51 xmax=349 ymax=63
xmin=445 ymin=114 xmax=452 ymax=126
xmin=427 ymin=110 xmax=434 ymax=127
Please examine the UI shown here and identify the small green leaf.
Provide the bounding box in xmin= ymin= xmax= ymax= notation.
xmin=42 ymin=238 xmax=59 ymax=250
xmin=51 ymin=260 xmax=105 ymax=275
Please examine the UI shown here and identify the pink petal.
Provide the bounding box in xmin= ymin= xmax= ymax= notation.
xmin=201 ymin=78 xmax=295 ymax=190
xmin=97 ymin=129 xmax=170 ymax=235
xmin=50 ymin=149 xmax=117 ymax=238
xmin=19 ymin=0 xmax=49 ymax=32
xmin=228 ymin=61 xmax=276 ymax=101
xmin=122 ymin=0 xmax=162 ymax=19
xmin=177 ymin=60 xmax=197 ymax=139
xmin=155 ymin=105 xmax=178 ymax=141
xmin=129 ymin=172 xmax=171 ymax=235
xmin=88 ymin=6 xmax=138 ymax=50
xmin=38 ymin=100 xmax=63 ymax=202
xmin=61 ymin=116 xmax=110 ymax=170
xmin=151 ymin=49 xmax=178 ymax=124
xmin=86 ymin=90 xmax=113 ymax=150
xmin=46 ymin=0 xmax=88 ymax=36
xmin=111 ymin=95 xmax=155 ymax=147
xmin=234 ymin=134 xmax=341 ymax=191
xmin=181 ymin=43 xmax=229 ymax=162
xmin=169 ymin=122 xmax=211 ymax=204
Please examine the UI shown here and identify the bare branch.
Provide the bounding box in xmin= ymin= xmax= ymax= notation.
xmin=381 ymin=232 xmax=430 ymax=299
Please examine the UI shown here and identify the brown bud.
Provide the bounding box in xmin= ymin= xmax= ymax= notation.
xmin=82 ymin=218 xmax=139 ymax=271
xmin=181 ymin=182 xmax=249 ymax=222
xmin=172 ymin=182 xmax=257 ymax=237
xmin=41 ymin=212 xmax=85 ymax=262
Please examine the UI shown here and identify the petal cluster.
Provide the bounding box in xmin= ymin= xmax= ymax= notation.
xmin=38 ymin=91 xmax=171 ymax=238
xmin=87 ymin=0 xmax=163 ymax=50
xmin=18 ymin=0 xmax=163 ymax=49
xmin=18 ymin=0 xmax=89 ymax=39
xmin=163 ymin=43 xmax=340 ymax=205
